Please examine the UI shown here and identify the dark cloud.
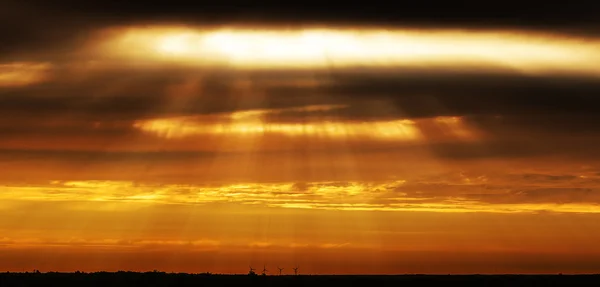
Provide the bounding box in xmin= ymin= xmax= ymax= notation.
xmin=1 ymin=64 xmax=600 ymax=163
xmin=313 ymin=73 xmax=600 ymax=117
xmin=3 ymin=67 xmax=600 ymax=120
xmin=0 ymin=2 xmax=101 ymax=59
xmin=427 ymin=137 xmax=600 ymax=161
xmin=0 ymin=68 xmax=332 ymax=121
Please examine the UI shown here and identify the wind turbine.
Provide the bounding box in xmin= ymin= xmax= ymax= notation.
xmin=293 ymin=266 xmax=299 ymax=275
xmin=248 ymin=266 xmax=256 ymax=275
xmin=277 ymin=267 xmax=284 ymax=275
xmin=262 ymin=265 xmax=268 ymax=276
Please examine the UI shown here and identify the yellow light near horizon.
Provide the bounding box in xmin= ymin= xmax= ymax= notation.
xmin=106 ymin=27 xmax=600 ymax=76
xmin=3 ymin=180 xmax=600 ymax=214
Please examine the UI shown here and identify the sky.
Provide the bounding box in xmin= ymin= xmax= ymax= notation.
xmin=2 ymin=1 xmax=600 ymax=274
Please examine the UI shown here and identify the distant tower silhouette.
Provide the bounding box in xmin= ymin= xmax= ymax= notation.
xmin=293 ymin=266 xmax=299 ymax=275
xmin=248 ymin=266 xmax=256 ymax=276
xmin=261 ymin=265 xmax=268 ymax=276
xmin=277 ymin=267 xmax=284 ymax=275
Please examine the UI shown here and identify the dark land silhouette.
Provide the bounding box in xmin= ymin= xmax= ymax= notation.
xmin=1 ymin=272 xmax=600 ymax=287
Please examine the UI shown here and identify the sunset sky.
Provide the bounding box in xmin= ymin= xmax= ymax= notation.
xmin=2 ymin=1 xmax=600 ymax=274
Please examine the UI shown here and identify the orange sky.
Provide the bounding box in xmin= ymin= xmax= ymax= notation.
xmin=1 ymin=25 xmax=600 ymax=274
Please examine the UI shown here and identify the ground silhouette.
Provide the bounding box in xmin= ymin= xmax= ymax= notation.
xmin=1 ymin=272 xmax=600 ymax=286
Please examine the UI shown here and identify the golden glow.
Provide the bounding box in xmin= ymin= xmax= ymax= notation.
xmin=5 ymin=23 xmax=600 ymax=275
xmin=0 ymin=62 xmax=51 ymax=87
xmin=131 ymin=105 xmax=426 ymax=140
xmin=2 ymin=180 xmax=600 ymax=214
xmin=434 ymin=116 xmax=477 ymax=139
xmin=131 ymin=108 xmax=478 ymax=142
xmin=229 ymin=104 xmax=348 ymax=120
xmin=134 ymin=116 xmax=422 ymax=140
xmin=104 ymin=26 xmax=600 ymax=76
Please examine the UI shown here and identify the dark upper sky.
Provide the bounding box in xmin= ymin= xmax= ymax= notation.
xmin=5 ymin=1 xmax=600 ymax=29
xmin=8 ymin=0 xmax=600 ymax=25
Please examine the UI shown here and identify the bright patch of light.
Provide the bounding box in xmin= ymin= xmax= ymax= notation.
xmin=133 ymin=116 xmax=422 ymax=141
xmin=106 ymin=27 xmax=600 ymax=76
xmin=0 ymin=62 xmax=51 ymax=87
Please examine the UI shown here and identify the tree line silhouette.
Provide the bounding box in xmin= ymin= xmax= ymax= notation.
xmin=248 ymin=265 xmax=300 ymax=276
xmin=1 ymin=271 xmax=600 ymax=287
